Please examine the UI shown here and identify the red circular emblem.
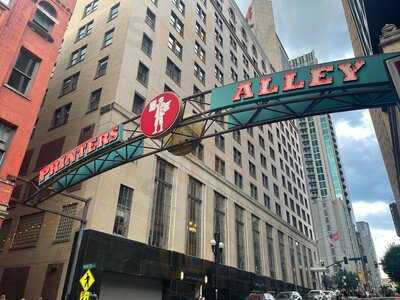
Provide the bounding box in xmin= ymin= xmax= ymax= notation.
xmin=140 ymin=92 xmax=183 ymax=138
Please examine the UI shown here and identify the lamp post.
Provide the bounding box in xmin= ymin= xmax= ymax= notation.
xmin=320 ymin=260 xmax=327 ymax=290
xmin=211 ymin=232 xmax=224 ymax=300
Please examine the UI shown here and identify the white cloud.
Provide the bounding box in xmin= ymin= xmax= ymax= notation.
xmin=369 ymin=228 xmax=399 ymax=278
xmin=335 ymin=110 xmax=375 ymax=141
xmin=352 ymin=201 xmax=390 ymax=219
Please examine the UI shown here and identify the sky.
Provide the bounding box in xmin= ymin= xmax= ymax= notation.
xmin=236 ymin=0 xmax=399 ymax=277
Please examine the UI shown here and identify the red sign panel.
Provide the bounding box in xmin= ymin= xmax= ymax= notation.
xmin=140 ymin=92 xmax=183 ymax=138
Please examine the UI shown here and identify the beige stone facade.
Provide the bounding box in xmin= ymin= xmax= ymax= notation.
xmin=0 ymin=0 xmax=318 ymax=298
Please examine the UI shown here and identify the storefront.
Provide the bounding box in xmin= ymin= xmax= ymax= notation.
xmin=64 ymin=230 xmax=308 ymax=300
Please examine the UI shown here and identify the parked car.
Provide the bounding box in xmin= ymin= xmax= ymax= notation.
xmin=246 ymin=292 xmax=276 ymax=300
xmin=275 ymin=291 xmax=302 ymax=300
xmin=322 ymin=291 xmax=334 ymax=300
xmin=264 ymin=292 xmax=276 ymax=300
xmin=306 ymin=290 xmax=326 ymax=300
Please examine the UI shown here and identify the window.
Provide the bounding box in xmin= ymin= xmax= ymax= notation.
xmin=195 ymin=4 xmax=206 ymax=22
xmin=234 ymin=171 xmax=243 ymax=189
xmin=215 ymin=13 xmax=223 ymax=30
xmin=260 ymin=154 xmax=267 ymax=169
xmin=215 ymin=29 xmax=223 ymax=46
xmin=168 ymin=34 xmax=183 ymax=59
xmin=51 ymin=103 xmax=71 ymax=128
xmin=215 ymin=133 xmax=225 ymax=152
xmin=7 ymin=48 xmax=40 ymax=95
xmin=195 ymin=22 xmax=206 ymax=42
xmin=87 ymin=88 xmax=101 ymax=113
xmin=250 ymin=183 xmax=258 ymax=200
xmin=83 ymin=0 xmax=99 ymax=17
xmin=248 ymin=141 xmax=255 ymax=157
xmin=137 ymin=62 xmax=149 ymax=86
xmin=264 ymin=194 xmax=271 ymax=209
xmin=214 ymin=192 xmax=226 ymax=263
xmin=191 ymin=143 xmax=204 ymax=161
xmin=215 ymin=156 xmax=225 ymax=176
xmin=269 ymin=147 xmax=276 ymax=160
xmin=33 ymin=1 xmax=57 ymax=33
xmin=231 ymin=68 xmax=238 ymax=82
xmin=0 ymin=123 xmax=14 ymax=166
xmin=95 ymin=56 xmax=108 ymax=78
xmin=145 ymin=8 xmax=156 ymax=30
xmin=0 ymin=219 xmax=11 ymax=249
xmin=194 ymin=41 xmax=205 ymax=62
xmin=12 ymin=213 xmax=44 ymax=249
xmin=109 ymin=3 xmax=119 ymax=20
xmin=141 ymin=34 xmax=153 ymax=57
xmin=262 ymin=174 xmax=269 ymax=189
xmin=233 ymin=130 xmax=241 ymax=144
xmin=103 ymin=29 xmax=114 ymax=47
xmin=249 ymin=162 xmax=256 ymax=178
xmin=54 ymin=204 xmax=77 ymax=242
xmin=194 ymin=62 xmax=205 ymax=84
xmin=76 ymin=20 xmax=94 ymax=41
xmin=235 ymin=205 xmax=246 ymax=269
xmin=241 ymin=27 xmax=247 ymax=41
xmin=272 ymin=165 xmax=277 ymax=178
xmin=266 ymin=223 xmax=276 ymax=278
xmin=132 ymin=92 xmax=145 ymax=115
xmin=149 ymin=158 xmax=174 ymax=248
xmin=252 ymin=215 xmax=262 ymax=274
xmin=230 ymin=35 xmax=237 ymax=51
xmin=113 ymin=185 xmax=133 ymax=237
xmin=259 ymin=135 xmax=265 ymax=150
xmin=278 ymin=231 xmax=288 ymax=281
xmin=273 ymin=183 xmax=280 ymax=198
xmin=172 ymin=0 xmax=185 ymax=15
xmin=275 ymin=203 xmax=282 ymax=217
xmin=233 ymin=148 xmax=242 ymax=166
xmin=215 ymin=47 xmax=223 ymax=65
xmin=166 ymin=58 xmax=181 ymax=85
xmin=60 ymin=73 xmax=79 ymax=96
xmin=186 ymin=177 xmax=202 ymax=257
xmin=214 ymin=65 xmax=223 ymax=84
xmin=170 ymin=12 xmax=184 ymax=36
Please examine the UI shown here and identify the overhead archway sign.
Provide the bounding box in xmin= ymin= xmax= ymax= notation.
xmin=30 ymin=53 xmax=399 ymax=204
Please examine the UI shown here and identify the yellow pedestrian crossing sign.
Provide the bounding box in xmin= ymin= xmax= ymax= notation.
xmin=80 ymin=291 xmax=90 ymax=300
xmin=80 ymin=269 xmax=95 ymax=291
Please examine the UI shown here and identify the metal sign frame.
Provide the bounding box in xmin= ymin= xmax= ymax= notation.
xmin=23 ymin=53 xmax=400 ymax=206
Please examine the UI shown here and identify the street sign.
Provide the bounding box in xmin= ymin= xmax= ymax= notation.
xmin=80 ymin=291 xmax=90 ymax=300
xmin=310 ymin=267 xmax=328 ymax=272
xmin=82 ymin=263 xmax=96 ymax=270
xmin=140 ymin=92 xmax=183 ymax=138
xmin=80 ymin=269 xmax=95 ymax=292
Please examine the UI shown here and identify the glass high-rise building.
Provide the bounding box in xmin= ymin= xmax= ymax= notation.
xmin=293 ymin=51 xmax=363 ymax=278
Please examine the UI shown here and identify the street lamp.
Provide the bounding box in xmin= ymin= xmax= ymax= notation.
xmin=211 ymin=232 xmax=224 ymax=300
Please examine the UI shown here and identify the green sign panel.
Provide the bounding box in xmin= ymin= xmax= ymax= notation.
xmin=211 ymin=53 xmax=400 ymax=127
xmin=31 ymin=53 xmax=400 ymax=198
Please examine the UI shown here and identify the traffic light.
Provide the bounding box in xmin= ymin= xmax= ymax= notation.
xmin=362 ymin=256 xmax=368 ymax=263
xmin=374 ymin=261 xmax=379 ymax=268
xmin=343 ymin=256 xmax=348 ymax=264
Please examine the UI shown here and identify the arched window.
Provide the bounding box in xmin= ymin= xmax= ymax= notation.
xmin=33 ymin=1 xmax=57 ymax=33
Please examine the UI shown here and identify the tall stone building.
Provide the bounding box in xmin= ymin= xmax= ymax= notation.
xmin=293 ymin=51 xmax=363 ymax=279
xmin=0 ymin=0 xmax=318 ymax=298
xmin=342 ymin=0 xmax=400 ymax=210
xmin=356 ymin=221 xmax=381 ymax=291
xmin=245 ymin=0 xmax=289 ymax=72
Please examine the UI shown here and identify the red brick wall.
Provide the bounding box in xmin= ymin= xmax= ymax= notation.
xmin=0 ymin=0 xmax=76 ymax=225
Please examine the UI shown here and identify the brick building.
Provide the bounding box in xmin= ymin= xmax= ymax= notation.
xmin=0 ymin=0 xmax=76 ymax=226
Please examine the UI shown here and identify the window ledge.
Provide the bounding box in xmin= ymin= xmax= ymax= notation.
xmin=0 ymin=2 xmax=9 ymax=10
xmin=28 ymin=20 xmax=54 ymax=43
xmin=4 ymin=84 xmax=31 ymax=101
